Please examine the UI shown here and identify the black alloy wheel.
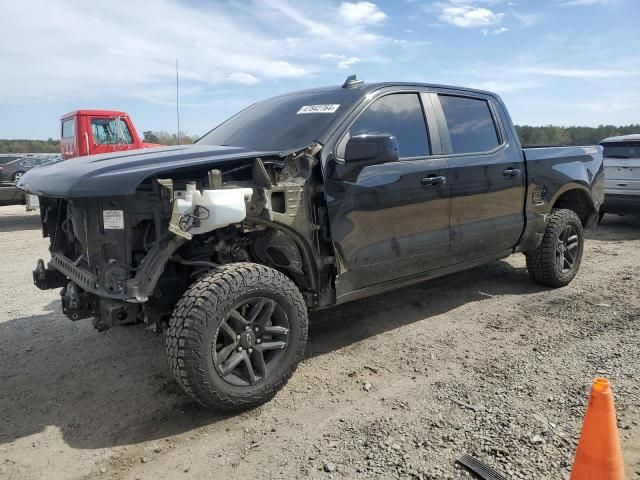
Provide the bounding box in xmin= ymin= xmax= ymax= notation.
xmin=213 ymin=297 xmax=290 ymax=387
xmin=166 ymin=263 xmax=308 ymax=411
xmin=556 ymin=224 xmax=580 ymax=274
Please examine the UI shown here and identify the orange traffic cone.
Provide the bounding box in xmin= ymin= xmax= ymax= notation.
xmin=570 ymin=378 xmax=624 ymax=480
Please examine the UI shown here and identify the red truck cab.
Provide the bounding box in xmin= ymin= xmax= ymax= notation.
xmin=60 ymin=110 xmax=161 ymax=159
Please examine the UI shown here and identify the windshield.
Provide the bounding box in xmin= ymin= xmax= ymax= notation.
xmin=602 ymin=142 xmax=640 ymax=159
xmin=197 ymin=89 xmax=362 ymax=151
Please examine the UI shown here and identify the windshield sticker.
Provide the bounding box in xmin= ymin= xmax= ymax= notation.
xmin=297 ymin=104 xmax=340 ymax=114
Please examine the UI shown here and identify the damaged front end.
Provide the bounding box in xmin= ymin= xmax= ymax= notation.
xmin=31 ymin=144 xmax=334 ymax=331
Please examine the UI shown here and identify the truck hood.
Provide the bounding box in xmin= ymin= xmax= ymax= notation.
xmin=17 ymin=145 xmax=281 ymax=198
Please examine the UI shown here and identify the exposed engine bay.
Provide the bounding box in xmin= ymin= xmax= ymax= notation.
xmin=32 ymin=146 xmax=334 ymax=332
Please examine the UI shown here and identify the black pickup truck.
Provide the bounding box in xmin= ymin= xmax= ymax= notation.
xmin=19 ymin=77 xmax=604 ymax=411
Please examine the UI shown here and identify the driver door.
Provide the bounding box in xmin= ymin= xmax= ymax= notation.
xmin=324 ymin=91 xmax=451 ymax=298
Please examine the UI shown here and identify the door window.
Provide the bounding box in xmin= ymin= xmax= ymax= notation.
xmin=438 ymin=95 xmax=500 ymax=154
xmin=346 ymin=93 xmax=430 ymax=159
xmin=61 ymin=119 xmax=75 ymax=138
xmin=91 ymin=118 xmax=134 ymax=145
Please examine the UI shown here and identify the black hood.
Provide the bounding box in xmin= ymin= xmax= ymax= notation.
xmin=17 ymin=145 xmax=280 ymax=198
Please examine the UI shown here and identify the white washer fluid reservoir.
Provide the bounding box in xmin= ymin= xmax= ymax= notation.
xmin=169 ymin=185 xmax=253 ymax=239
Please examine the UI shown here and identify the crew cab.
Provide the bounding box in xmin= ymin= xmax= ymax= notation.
xmin=18 ymin=78 xmax=604 ymax=411
xmin=60 ymin=110 xmax=161 ymax=159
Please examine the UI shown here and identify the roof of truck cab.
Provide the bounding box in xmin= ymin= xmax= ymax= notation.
xmin=600 ymin=134 xmax=640 ymax=144
xmin=60 ymin=110 xmax=129 ymax=120
xmin=270 ymin=81 xmax=499 ymax=99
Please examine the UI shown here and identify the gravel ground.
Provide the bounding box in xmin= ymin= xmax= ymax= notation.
xmin=0 ymin=204 xmax=638 ymax=480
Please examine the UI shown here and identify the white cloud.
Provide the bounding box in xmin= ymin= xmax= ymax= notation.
xmin=438 ymin=5 xmax=504 ymax=28
xmin=338 ymin=1 xmax=388 ymax=25
xmin=513 ymin=67 xmax=627 ymax=78
xmin=558 ymin=0 xmax=612 ymax=6
xmin=227 ymin=72 xmax=260 ymax=85
xmin=483 ymin=26 xmax=509 ymax=35
xmin=0 ymin=0 xmax=396 ymax=106
xmin=510 ymin=10 xmax=541 ymax=27
xmin=321 ymin=54 xmax=362 ymax=69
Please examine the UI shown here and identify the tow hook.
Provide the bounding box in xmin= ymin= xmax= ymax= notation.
xmin=32 ymin=259 xmax=66 ymax=290
xmin=61 ymin=282 xmax=96 ymax=321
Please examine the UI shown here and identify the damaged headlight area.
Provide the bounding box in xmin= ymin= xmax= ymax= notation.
xmin=32 ymin=148 xmax=327 ymax=332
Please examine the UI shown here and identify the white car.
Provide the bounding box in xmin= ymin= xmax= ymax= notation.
xmin=599 ymin=134 xmax=640 ymax=218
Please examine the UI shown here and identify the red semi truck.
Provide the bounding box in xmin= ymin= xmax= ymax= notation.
xmin=60 ymin=110 xmax=162 ymax=159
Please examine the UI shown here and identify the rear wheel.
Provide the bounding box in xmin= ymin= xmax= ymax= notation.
xmin=526 ymin=209 xmax=584 ymax=287
xmin=165 ymin=263 xmax=308 ymax=411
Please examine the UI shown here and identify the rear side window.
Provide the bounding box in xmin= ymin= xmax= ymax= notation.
xmin=438 ymin=95 xmax=500 ymax=154
xmin=348 ymin=93 xmax=430 ymax=158
xmin=62 ymin=119 xmax=75 ymax=138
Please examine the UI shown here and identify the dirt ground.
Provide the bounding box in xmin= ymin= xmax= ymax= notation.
xmin=0 ymin=204 xmax=638 ymax=480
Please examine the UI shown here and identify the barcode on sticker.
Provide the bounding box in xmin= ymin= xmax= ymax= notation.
xmin=297 ymin=104 xmax=340 ymax=114
xmin=103 ymin=210 xmax=124 ymax=230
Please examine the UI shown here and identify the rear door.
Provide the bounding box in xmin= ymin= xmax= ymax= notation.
xmin=431 ymin=92 xmax=525 ymax=262
xmin=324 ymin=90 xmax=451 ymax=296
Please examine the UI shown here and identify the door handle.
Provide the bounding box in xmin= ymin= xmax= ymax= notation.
xmin=421 ymin=175 xmax=446 ymax=187
xmin=503 ymin=168 xmax=521 ymax=178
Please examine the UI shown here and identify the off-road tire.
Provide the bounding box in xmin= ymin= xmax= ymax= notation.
xmin=165 ymin=263 xmax=308 ymax=411
xmin=526 ymin=209 xmax=584 ymax=287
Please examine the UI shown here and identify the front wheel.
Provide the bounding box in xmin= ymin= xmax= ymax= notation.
xmin=525 ymin=209 xmax=584 ymax=287
xmin=165 ymin=263 xmax=308 ymax=411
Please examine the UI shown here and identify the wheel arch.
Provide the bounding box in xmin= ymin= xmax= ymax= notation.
xmin=550 ymin=185 xmax=597 ymax=228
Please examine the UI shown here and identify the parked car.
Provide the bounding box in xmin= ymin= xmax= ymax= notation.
xmin=0 ymin=154 xmax=25 ymax=165
xmin=19 ymin=78 xmax=603 ymax=411
xmin=0 ymin=155 xmax=60 ymax=184
xmin=599 ymin=134 xmax=640 ymax=218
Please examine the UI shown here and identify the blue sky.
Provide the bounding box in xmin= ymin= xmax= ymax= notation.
xmin=1 ymin=0 xmax=638 ymax=139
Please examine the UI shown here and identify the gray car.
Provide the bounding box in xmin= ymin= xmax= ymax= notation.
xmin=0 ymin=155 xmax=60 ymax=184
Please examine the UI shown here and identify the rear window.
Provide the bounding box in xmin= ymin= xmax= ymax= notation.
xmin=438 ymin=95 xmax=500 ymax=154
xmin=602 ymin=142 xmax=640 ymax=159
xmin=62 ymin=119 xmax=75 ymax=138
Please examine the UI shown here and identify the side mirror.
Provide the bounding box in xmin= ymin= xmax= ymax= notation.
xmin=344 ymin=134 xmax=399 ymax=165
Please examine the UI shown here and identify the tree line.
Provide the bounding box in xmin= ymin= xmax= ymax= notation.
xmin=515 ymin=124 xmax=639 ymax=146
xmin=0 ymin=138 xmax=60 ymax=153
xmin=1 ymin=124 xmax=638 ymax=153
xmin=142 ymin=131 xmax=199 ymax=145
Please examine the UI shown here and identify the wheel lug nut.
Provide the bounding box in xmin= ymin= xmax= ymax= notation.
xmin=245 ymin=325 xmax=250 ymax=331
xmin=248 ymin=348 xmax=253 ymax=354
xmin=254 ymin=327 xmax=259 ymax=332
xmin=256 ymin=338 xmax=261 ymax=344
xmin=237 ymin=346 xmax=243 ymax=352
xmin=236 ymin=334 xmax=241 ymax=340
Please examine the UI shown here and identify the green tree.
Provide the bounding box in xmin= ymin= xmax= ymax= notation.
xmin=142 ymin=131 xmax=160 ymax=143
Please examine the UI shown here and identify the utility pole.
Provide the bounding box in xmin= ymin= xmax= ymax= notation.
xmin=176 ymin=58 xmax=180 ymax=145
